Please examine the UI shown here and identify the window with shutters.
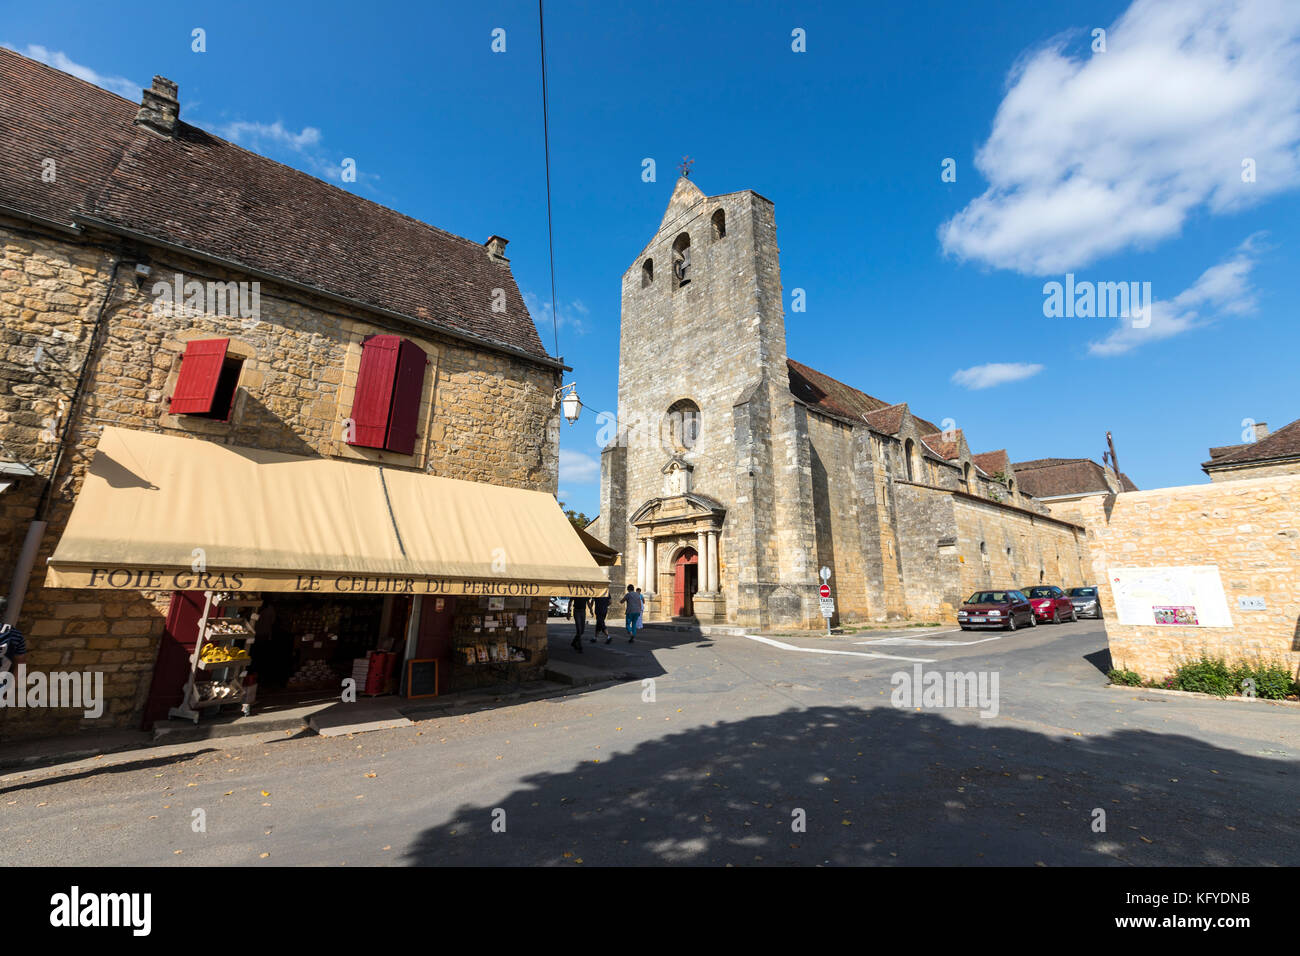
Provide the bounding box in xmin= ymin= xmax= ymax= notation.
xmin=169 ymin=337 xmax=244 ymax=421
xmin=347 ymin=334 xmax=429 ymax=455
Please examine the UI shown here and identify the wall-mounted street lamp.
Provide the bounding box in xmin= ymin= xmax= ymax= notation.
xmin=553 ymin=383 xmax=581 ymax=425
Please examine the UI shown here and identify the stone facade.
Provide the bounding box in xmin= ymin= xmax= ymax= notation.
xmin=598 ymin=178 xmax=1092 ymax=629
xmin=0 ymin=215 xmax=563 ymax=738
xmin=1075 ymin=474 xmax=1300 ymax=680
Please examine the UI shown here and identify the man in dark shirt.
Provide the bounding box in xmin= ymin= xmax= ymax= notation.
xmin=570 ymin=596 xmax=589 ymax=653
xmin=593 ymin=591 xmax=611 ymax=644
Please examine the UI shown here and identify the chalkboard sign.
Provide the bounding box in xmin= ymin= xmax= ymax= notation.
xmin=405 ymin=659 xmax=439 ymax=698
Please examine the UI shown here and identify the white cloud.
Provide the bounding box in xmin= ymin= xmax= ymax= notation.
xmin=215 ymin=118 xmax=380 ymax=190
xmin=219 ymin=120 xmax=322 ymax=152
xmin=952 ymin=362 xmax=1044 ymax=389
xmin=526 ymin=293 xmax=591 ymax=336
xmin=1088 ymin=236 xmax=1261 ymax=355
xmin=559 ymin=449 xmax=599 ymax=484
xmin=4 ymin=43 xmax=141 ymax=100
xmin=939 ymin=0 xmax=1300 ymax=274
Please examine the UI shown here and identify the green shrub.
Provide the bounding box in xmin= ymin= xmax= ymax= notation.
xmin=1170 ymin=655 xmax=1300 ymax=699
xmin=1171 ymin=655 xmax=1235 ymax=697
xmin=1232 ymin=660 xmax=1300 ymax=700
xmin=1108 ymin=667 xmax=1143 ymax=686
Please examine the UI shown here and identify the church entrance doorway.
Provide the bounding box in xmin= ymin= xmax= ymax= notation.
xmin=673 ymin=548 xmax=699 ymax=617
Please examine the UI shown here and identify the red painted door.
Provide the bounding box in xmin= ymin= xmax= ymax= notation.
xmin=416 ymin=596 xmax=455 ymax=694
xmin=673 ymin=549 xmax=698 ymax=617
xmin=141 ymin=590 xmax=206 ymax=729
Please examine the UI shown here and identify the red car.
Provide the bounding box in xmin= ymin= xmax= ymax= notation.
xmin=957 ymin=590 xmax=1036 ymax=631
xmin=1021 ymin=586 xmax=1077 ymax=623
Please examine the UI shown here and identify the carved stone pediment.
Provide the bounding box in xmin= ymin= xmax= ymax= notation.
xmin=629 ymin=492 xmax=724 ymax=531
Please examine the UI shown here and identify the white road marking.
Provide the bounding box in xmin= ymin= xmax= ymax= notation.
xmin=742 ymin=633 xmax=936 ymax=663
xmin=856 ymin=634 xmax=1011 ymax=647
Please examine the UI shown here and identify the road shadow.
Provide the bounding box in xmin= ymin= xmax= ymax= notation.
xmin=1084 ymin=647 xmax=1113 ymax=675
xmin=545 ymin=619 xmax=701 ymax=683
xmin=403 ymin=704 xmax=1296 ymax=866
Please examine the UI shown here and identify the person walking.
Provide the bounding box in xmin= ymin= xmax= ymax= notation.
xmin=570 ymin=595 xmax=589 ymax=652
xmin=593 ymin=590 xmax=611 ymax=643
xmin=620 ymin=584 xmax=643 ymax=642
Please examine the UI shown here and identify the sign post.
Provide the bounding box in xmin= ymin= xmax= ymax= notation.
xmin=818 ymin=567 xmax=833 ymax=636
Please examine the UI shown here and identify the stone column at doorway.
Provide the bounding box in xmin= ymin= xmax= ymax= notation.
xmin=696 ymin=529 xmax=707 ymax=585
xmin=707 ymin=530 xmax=719 ymax=592
xmin=637 ymin=539 xmax=647 ymax=591
xmin=645 ymin=536 xmax=656 ymax=601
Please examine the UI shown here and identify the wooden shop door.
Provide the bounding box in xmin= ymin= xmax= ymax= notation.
xmin=141 ymin=590 xmax=206 ymax=730
xmin=673 ymin=548 xmax=698 ymax=617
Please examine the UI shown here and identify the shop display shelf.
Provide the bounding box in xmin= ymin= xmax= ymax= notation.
xmin=198 ymin=657 xmax=251 ymax=671
xmin=193 ymin=692 xmax=242 ymax=708
xmin=205 ymin=625 xmax=254 ymax=639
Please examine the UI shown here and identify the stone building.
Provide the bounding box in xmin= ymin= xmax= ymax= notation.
xmin=1010 ymin=457 xmax=1137 ymax=526
xmin=1202 ymin=417 xmax=1300 ymax=481
xmin=0 ymin=50 xmax=603 ymax=739
xmin=588 ymin=177 xmax=1092 ymax=629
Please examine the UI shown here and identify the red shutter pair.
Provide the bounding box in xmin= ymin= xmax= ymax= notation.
xmin=170 ymin=338 xmax=230 ymax=415
xmin=349 ymin=335 xmax=428 ymax=455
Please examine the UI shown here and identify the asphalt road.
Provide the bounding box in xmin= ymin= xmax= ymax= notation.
xmin=2 ymin=618 xmax=1295 ymax=866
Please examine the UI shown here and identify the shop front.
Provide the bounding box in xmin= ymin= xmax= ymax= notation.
xmin=44 ymin=427 xmax=610 ymax=728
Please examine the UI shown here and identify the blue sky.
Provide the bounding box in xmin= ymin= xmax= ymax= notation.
xmin=7 ymin=0 xmax=1299 ymax=519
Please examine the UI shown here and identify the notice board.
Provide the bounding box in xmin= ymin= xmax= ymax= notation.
xmin=1107 ymin=566 xmax=1234 ymax=627
xmin=405 ymin=659 xmax=440 ymax=698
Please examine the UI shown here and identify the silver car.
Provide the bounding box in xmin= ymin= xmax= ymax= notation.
xmin=1067 ymin=586 xmax=1101 ymax=619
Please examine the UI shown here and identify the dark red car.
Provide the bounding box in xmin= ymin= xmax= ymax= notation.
xmin=1021 ymin=586 xmax=1077 ymax=623
xmin=957 ymin=590 xmax=1035 ymax=631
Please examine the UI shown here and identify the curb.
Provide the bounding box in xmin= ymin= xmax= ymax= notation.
xmin=1106 ymin=683 xmax=1300 ymax=707
xmin=153 ymin=713 xmax=310 ymax=743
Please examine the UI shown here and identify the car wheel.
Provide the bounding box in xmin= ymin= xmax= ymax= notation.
xmin=1052 ymin=609 xmax=1061 ymax=624
xmin=1070 ymin=609 xmax=1078 ymax=622
xmin=1007 ymin=614 xmax=1017 ymax=631
xmin=1029 ymin=612 xmax=1037 ymax=627
xmin=960 ymin=625 xmax=969 ymax=631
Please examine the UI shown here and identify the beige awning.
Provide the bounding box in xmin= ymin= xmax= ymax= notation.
xmin=575 ymin=526 xmax=620 ymax=567
xmin=45 ymin=426 xmax=609 ymax=596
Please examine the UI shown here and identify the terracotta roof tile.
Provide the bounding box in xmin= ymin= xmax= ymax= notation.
xmin=1202 ymin=417 xmax=1300 ymax=468
xmin=971 ymin=450 xmax=1010 ymax=477
xmin=1010 ymin=457 xmax=1137 ymax=496
xmin=787 ymin=359 xmax=941 ymax=434
xmin=0 ymin=48 xmax=548 ymax=360
xmin=920 ymin=431 xmax=962 ymax=460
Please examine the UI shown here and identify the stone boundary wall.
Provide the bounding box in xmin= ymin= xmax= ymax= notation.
xmin=1076 ymin=475 xmax=1300 ymax=680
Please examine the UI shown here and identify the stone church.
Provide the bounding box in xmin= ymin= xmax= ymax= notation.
xmin=588 ymin=177 xmax=1093 ymax=629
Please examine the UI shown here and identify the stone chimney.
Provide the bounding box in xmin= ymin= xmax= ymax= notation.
xmin=134 ymin=76 xmax=180 ymax=138
xmin=1251 ymin=421 xmax=1269 ymax=441
xmin=485 ymin=235 xmax=509 ymax=263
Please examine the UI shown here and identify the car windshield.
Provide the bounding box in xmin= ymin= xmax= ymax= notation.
xmin=1068 ymin=587 xmax=1097 ymax=597
xmin=1026 ymin=587 xmax=1056 ymax=598
xmin=966 ymin=591 xmax=1010 ymax=604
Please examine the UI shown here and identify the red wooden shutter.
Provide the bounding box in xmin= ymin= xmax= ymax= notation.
xmin=384 ymin=339 xmax=427 ymax=454
xmin=349 ymin=335 xmax=401 ymax=448
xmin=170 ymin=338 xmax=229 ymax=414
